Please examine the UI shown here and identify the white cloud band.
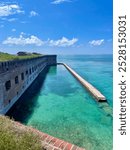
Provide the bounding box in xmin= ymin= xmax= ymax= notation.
xmin=2 ymin=34 xmax=78 ymax=47
xmin=89 ymin=39 xmax=104 ymax=46
xmin=0 ymin=4 xmax=24 ymax=17
xmin=29 ymin=11 xmax=38 ymax=17
xmin=2 ymin=34 xmax=44 ymax=46
xmin=51 ymin=0 xmax=71 ymax=4
xmin=49 ymin=37 xmax=78 ymax=47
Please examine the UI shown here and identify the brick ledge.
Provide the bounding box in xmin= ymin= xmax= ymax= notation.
xmin=15 ymin=122 xmax=86 ymax=150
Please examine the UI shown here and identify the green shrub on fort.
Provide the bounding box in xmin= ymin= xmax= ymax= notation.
xmin=0 ymin=52 xmax=42 ymax=62
xmin=0 ymin=116 xmax=42 ymax=150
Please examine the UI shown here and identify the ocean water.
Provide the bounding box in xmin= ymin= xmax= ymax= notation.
xmin=7 ymin=55 xmax=113 ymax=150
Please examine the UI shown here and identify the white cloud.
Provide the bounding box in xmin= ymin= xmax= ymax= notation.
xmin=48 ymin=37 xmax=78 ymax=47
xmin=1 ymin=17 xmax=18 ymax=22
xmin=2 ymin=34 xmax=78 ymax=47
xmin=51 ymin=0 xmax=71 ymax=4
xmin=29 ymin=11 xmax=38 ymax=17
xmin=2 ymin=33 xmax=44 ymax=46
xmin=8 ymin=18 xmax=17 ymax=22
xmin=89 ymin=39 xmax=104 ymax=46
xmin=0 ymin=4 xmax=24 ymax=17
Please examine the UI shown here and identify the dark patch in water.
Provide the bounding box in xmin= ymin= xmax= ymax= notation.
xmin=7 ymin=66 xmax=51 ymax=123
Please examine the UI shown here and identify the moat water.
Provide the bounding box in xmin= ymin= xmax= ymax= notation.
xmin=7 ymin=55 xmax=113 ymax=150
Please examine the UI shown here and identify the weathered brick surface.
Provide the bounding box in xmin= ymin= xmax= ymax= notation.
xmin=59 ymin=141 xmax=68 ymax=149
xmin=64 ymin=143 xmax=73 ymax=150
xmin=15 ymin=122 xmax=85 ymax=150
xmin=0 ymin=55 xmax=57 ymax=115
xmin=71 ymin=145 xmax=78 ymax=150
xmin=47 ymin=146 xmax=54 ymax=150
xmin=46 ymin=136 xmax=54 ymax=143
xmin=49 ymin=137 xmax=58 ymax=145
xmin=54 ymin=140 xmax=63 ymax=147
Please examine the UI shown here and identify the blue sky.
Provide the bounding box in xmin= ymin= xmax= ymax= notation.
xmin=0 ymin=0 xmax=113 ymax=55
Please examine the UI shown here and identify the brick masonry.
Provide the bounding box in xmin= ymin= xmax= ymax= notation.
xmin=16 ymin=122 xmax=85 ymax=150
xmin=0 ymin=55 xmax=57 ymax=114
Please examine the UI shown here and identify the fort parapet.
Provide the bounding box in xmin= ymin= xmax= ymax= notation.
xmin=0 ymin=55 xmax=57 ymax=114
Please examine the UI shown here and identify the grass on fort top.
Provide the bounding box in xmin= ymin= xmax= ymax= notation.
xmin=0 ymin=115 xmax=44 ymax=150
xmin=0 ymin=52 xmax=43 ymax=62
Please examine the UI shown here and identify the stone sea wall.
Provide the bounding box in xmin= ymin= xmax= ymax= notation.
xmin=0 ymin=55 xmax=57 ymax=114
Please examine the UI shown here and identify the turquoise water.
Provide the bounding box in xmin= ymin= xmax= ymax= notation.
xmin=8 ymin=55 xmax=113 ymax=150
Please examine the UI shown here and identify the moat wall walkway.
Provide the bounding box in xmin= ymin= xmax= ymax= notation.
xmin=57 ymin=63 xmax=106 ymax=102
